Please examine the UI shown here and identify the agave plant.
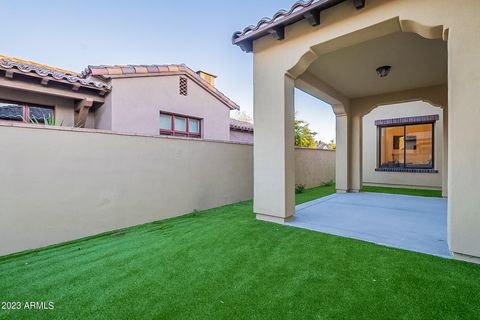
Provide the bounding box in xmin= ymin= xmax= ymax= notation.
xmin=23 ymin=114 xmax=64 ymax=126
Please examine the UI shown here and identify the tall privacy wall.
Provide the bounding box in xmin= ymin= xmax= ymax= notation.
xmin=0 ymin=124 xmax=253 ymax=256
xmin=295 ymin=148 xmax=335 ymax=188
xmin=0 ymin=124 xmax=335 ymax=256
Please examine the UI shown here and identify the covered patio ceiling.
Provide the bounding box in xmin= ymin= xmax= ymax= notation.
xmin=301 ymin=31 xmax=447 ymax=99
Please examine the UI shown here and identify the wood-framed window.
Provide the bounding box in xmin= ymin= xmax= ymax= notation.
xmin=159 ymin=111 xmax=201 ymax=138
xmin=0 ymin=100 xmax=54 ymax=123
xmin=377 ymin=122 xmax=435 ymax=171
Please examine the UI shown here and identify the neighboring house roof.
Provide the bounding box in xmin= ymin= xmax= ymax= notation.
xmin=232 ymin=0 xmax=365 ymax=52
xmin=83 ymin=64 xmax=240 ymax=110
xmin=316 ymin=141 xmax=329 ymax=149
xmin=0 ymin=54 xmax=110 ymax=91
xmin=230 ymin=118 xmax=254 ymax=132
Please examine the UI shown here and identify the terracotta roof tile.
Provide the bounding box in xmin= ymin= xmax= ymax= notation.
xmin=83 ymin=63 xmax=240 ymax=110
xmin=230 ymin=118 xmax=254 ymax=131
xmin=232 ymin=0 xmax=361 ymax=52
xmin=0 ymin=54 xmax=110 ymax=90
xmin=134 ymin=66 xmax=148 ymax=73
xmin=107 ymin=67 xmax=123 ymax=75
xmin=121 ymin=66 xmax=136 ymax=74
xmin=157 ymin=66 xmax=170 ymax=72
xmin=232 ymin=0 xmax=318 ymax=49
xmin=167 ymin=66 xmax=180 ymax=72
xmin=0 ymin=54 xmax=78 ymax=75
xmin=90 ymin=67 xmax=109 ymax=75
xmin=146 ymin=65 xmax=159 ymax=73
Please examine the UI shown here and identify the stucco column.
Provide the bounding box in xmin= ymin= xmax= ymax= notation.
xmin=254 ymin=73 xmax=295 ymax=223
xmin=442 ymin=105 xmax=448 ymax=198
xmin=349 ymin=112 xmax=363 ymax=192
xmin=448 ymin=18 xmax=480 ymax=261
xmin=335 ymin=113 xmax=349 ymax=192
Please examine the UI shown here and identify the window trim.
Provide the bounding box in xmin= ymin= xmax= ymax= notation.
xmin=159 ymin=111 xmax=201 ymax=138
xmin=0 ymin=99 xmax=55 ymax=124
xmin=377 ymin=121 xmax=436 ymax=172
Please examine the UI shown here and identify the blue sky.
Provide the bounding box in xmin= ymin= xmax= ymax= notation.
xmin=3 ymin=0 xmax=335 ymax=142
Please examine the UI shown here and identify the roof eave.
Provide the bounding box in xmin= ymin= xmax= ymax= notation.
xmin=0 ymin=58 xmax=111 ymax=92
xmin=232 ymin=0 xmax=366 ymax=53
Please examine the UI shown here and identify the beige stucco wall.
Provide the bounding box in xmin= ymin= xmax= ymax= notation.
xmin=295 ymin=148 xmax=335 ymax=188
xmin=95 ymin=91 xmax=113 ymax=130
xmin=97 ymin=75 xmax=231 ymax=140
xmin=85 ymin=112 xmax=96 ymax=129
xmin=0 ymin=86 xmax=75 ymax=125
xmin=362 ymin=101 xmax=442 ymax=189
xmin=250 ymin=0 xmax=480 ymax=259
xmin=230 ymin=129 xmax=254 ymax=143
xmin=0 ymin=124 xmax=253 ymax=256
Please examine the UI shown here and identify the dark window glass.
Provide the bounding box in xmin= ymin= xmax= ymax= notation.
xmin=405 ymin=123 xmax=433 ymax=168
xmin=29 ymin=106 xmax=54 ymax=123
xmin=379 ymin=123 xmax=434 ymax=169
xmin=0 ymin=102 xmax=23 ymax=121
xmin=379 ymin=126 xmax=404 ymax=168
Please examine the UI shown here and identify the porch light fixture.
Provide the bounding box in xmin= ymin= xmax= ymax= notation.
xmin=376 ymin=65 xmax=391 ymax=78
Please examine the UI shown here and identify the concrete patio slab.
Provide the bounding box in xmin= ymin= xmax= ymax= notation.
xmin=288 ymin=192 xmax=450 ymax=258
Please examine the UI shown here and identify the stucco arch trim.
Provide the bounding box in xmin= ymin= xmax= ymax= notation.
xmin=286 ymin=16 xmax=447 ymax=117
xmin=288 ymin=17 xmax=446 ymax=78
xmin=351 ymin=85 xmax=448 ymax=119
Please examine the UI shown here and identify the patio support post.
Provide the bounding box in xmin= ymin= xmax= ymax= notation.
xmin=447 ymin=16 xmax=480 ymax=261
xmin=349 ymin=110 xmax=363 ymax=192
xmin=254 ymin=72 xmax=295 ymax=223
xmin=442 ymin=105 xmax=448 ymax=198
xmin=335 ymin=112 xmax=350 ymax=192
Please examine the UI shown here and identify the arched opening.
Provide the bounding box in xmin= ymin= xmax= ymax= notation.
xmin=289 ymin=23 xmax=448 ymax=191
xmin=282 ymin=21 xmax=450 ymax=256
xmin=249 ymin=2 xmax=480 ymax=261
xmin=293 ymin=88 xmax=336 ymax=190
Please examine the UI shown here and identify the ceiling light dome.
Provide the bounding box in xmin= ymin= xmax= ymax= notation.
xmin=376 ymin=65 xmax=391 ymax=78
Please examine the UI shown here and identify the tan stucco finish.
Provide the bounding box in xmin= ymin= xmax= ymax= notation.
xmin=250 ymin=0 xmax=480 ymax=259
xmin=0 ymin=125 xmax=253 ymax=256
xmin=0 ymin=123 xmax=333 ymax=256
xmin=362 ymin=101 xmax=443 ymax=189
xmin=0 ymin=87 xmax=75 ymax=126
xmin=295 ymin=148 xmax=335 ymax=189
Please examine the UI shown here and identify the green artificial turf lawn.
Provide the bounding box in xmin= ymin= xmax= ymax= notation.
xmin=295 ymin=184 xmax=336 ymax=204
xmin=362 ymin=185 xmax=443 ymax=198
xmin=1 ymin=186 xmax=479 ymax=320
